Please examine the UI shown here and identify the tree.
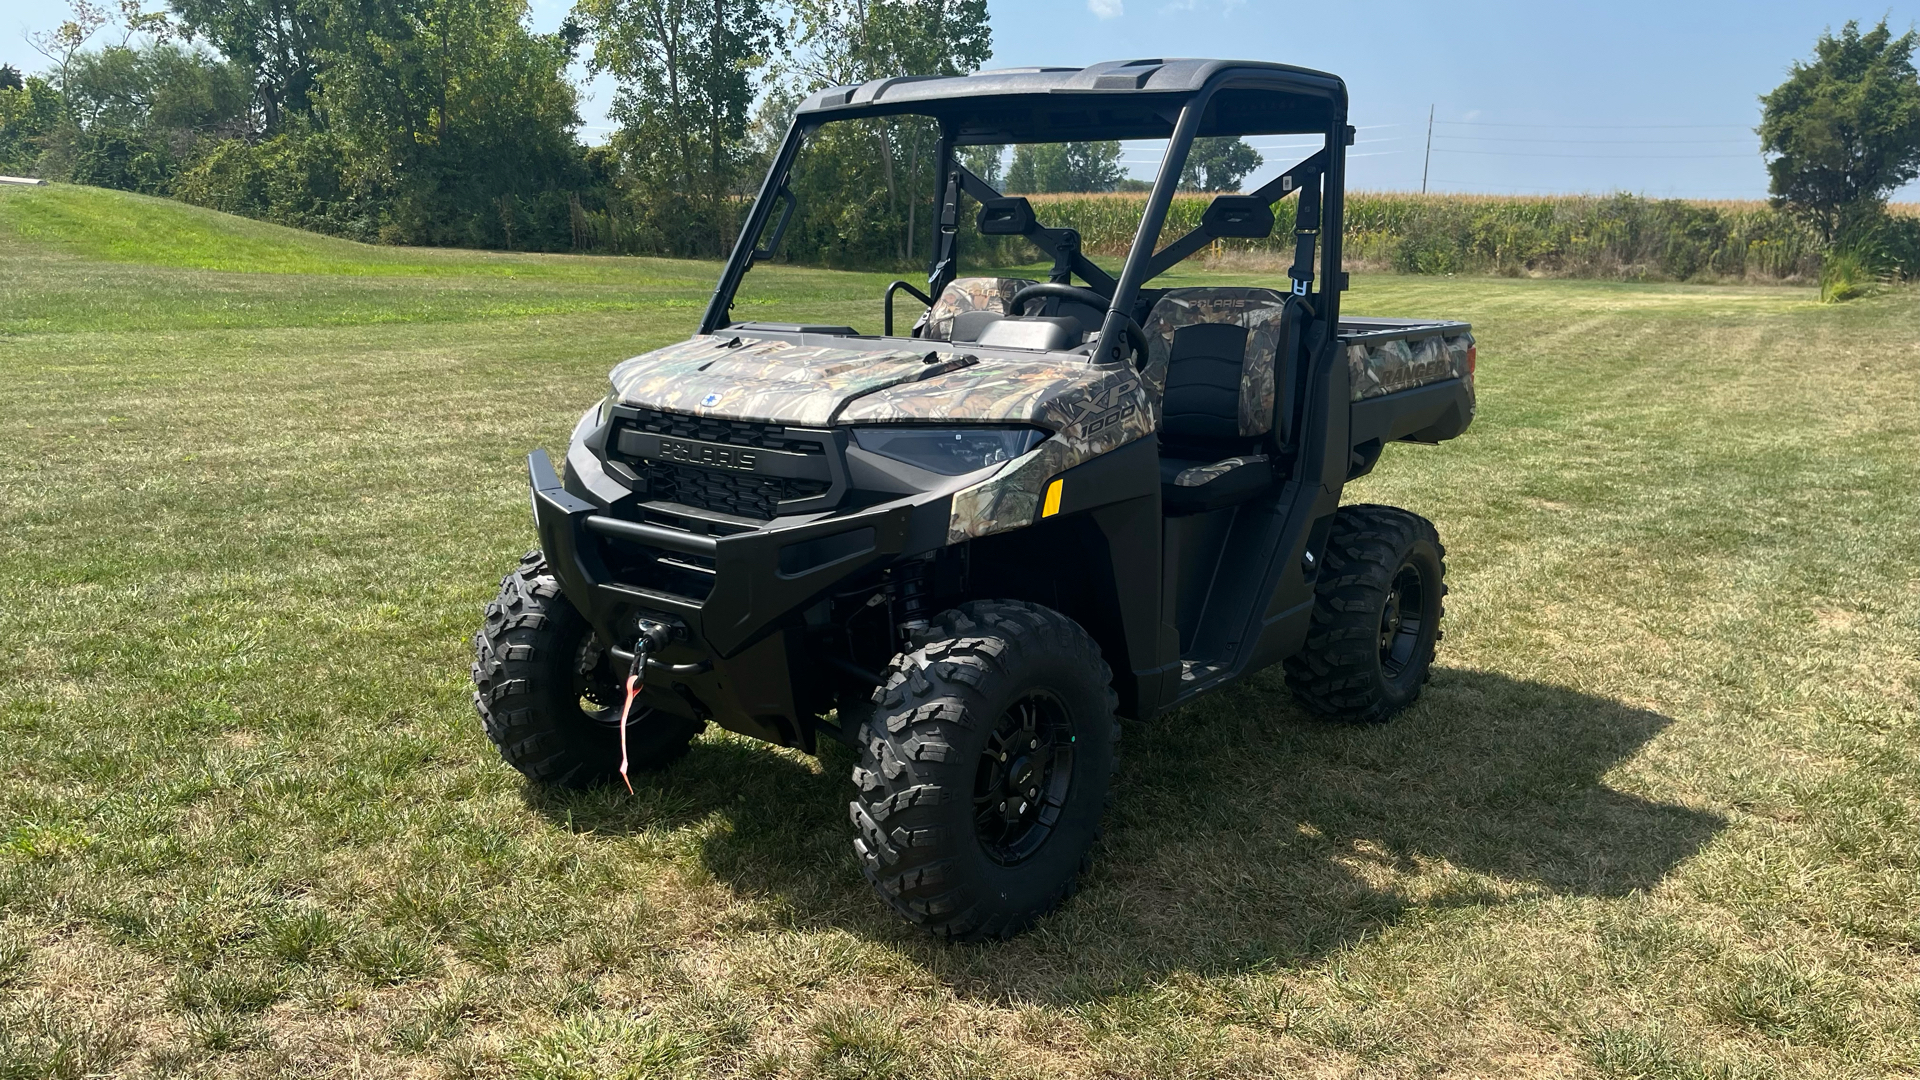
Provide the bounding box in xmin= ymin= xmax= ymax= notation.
xmin=61 ymin=43 xmax=247 ymax=132
xmin=317 ymin=0 xmax=586 ymax=246
xmin=42 ymin=42 xmax=248 ymax=193
xmin=27 ymin=0 xmax=109 ymax=87
xmin=0 ymin=65 xmax=23 ymax=91
xmin=781 ymin=0 xmax=990 ymax=91
xmin=1004 ymin=140 xmax=1124 ymax=193
xmin=0 ymin=76 xmax=65 ymax=173
xmin=957 ymin=143 xmax=1001 ymax=186
xmin=1760 ymin=18 xmax=1920 ymax=241
xmin=575 ymin=0 xmax=776 ymax=253
xmin=1180 ymin=135 xmax=1260 ymax=192
xmin=776 ymin=0 xmax=992 ymax=259
xmin=166 ymin=0 xmax=331 ymax=131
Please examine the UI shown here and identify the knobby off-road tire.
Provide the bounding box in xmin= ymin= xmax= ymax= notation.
xmin=473 ymin=551 xmax=703 ymax=788
xmin=1284 ymin=504 xmax=1447 ymax=724
xmin=850 ymin=601 xmax=1119 ymax=941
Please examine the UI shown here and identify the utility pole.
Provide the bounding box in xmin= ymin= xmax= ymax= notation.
xmin=1422 ymin=104 xmax=1434 ymax=195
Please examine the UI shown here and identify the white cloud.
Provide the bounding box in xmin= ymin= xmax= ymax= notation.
xmin=1088 ymin=0 xmax=1123 ymax=18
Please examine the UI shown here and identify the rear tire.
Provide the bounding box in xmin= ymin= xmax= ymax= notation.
xmin=472 ymin=551 xmax=703 ymax=788
xmin=850 ymin=601 xmax=1119 ymax=941
xmin=1284 ymin=505 xmax=1447 ymax=724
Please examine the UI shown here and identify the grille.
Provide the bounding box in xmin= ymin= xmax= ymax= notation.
xmin=613 ymin=408 xmax=834 ymax=520
xmin=638 ymin=461 xmax=830 ymax=520
xmin=622 ymin=407 xmax=825 ymax=456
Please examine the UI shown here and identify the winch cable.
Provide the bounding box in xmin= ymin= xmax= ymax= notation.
xmin=615 ymin=621 xmax=672 ymax=794
xmin=616 ymin=644 xmax=648 ymax=794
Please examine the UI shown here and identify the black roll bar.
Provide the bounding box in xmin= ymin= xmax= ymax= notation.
xmin=1091 ymin=93 xmax=1208 ymax=366
xmin=701 ymin=118 xmax=810 ymax=335
xmin=1140 ymin=148 xmax=1328 ymax=282
xmin=883 ymin=279 xmax=934 ymax=335
xmin=951 ymin=166 xmax=1118 ymax=295
xmin=702 ymin=70 xmax=1351 ymax=346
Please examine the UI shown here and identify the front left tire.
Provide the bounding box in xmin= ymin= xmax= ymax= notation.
xmin=849 ymin=600 xmax=1119 ymax=941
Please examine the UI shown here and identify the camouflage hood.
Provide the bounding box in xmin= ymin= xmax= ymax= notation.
xmin=608 ymin=333 xmax=1143 ymax=435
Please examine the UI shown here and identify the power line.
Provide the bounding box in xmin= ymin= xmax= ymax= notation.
xmin=1244 ymin=138 xmax=1402 ymax=149
xmin=1434 ymin=120 xmax=1751 ymax=130
xmin=1424 ymin=178 xmax=1770 ymax=197
xmin=1435 ymin=134 xmax=1753 ymax=145
xmin=1432 ymin=148 xmax=1757 ymax=160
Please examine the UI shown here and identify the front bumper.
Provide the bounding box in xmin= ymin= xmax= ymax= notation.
xmin=528 ymin=449 xmax=935 ymax=747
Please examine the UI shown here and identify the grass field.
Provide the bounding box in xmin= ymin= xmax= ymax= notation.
xmin=2 ymin=184 xmax=1917 ymax=1079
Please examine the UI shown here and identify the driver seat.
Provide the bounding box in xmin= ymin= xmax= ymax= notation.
xmin=1143 ymin=287 xmax=1296 ymax=514
xmin=916 ymin=277 xmax=1037 ymax=341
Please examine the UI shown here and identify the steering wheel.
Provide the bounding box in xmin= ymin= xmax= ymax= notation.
xmin=1011 ymin=282 xmax=1148 ymax=368
xmin=1010 ymin=282 xmax=1109 ymax=316
xmin=1010 ymin=282 xmax=1148 ymax=369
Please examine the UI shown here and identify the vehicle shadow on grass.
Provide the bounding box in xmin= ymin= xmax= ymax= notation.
xmin=527 ymin=666 xmax=1725 ymax=1005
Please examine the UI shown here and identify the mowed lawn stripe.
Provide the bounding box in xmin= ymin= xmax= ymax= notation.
xmin=0 ymin=184 xmax=1915 ymax=1078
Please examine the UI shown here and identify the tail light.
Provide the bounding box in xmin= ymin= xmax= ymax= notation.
xmin=1467 ymin=345 xmax=1477 ymax=377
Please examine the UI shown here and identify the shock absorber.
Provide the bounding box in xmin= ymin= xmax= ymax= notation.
xmin=894 ymin=554 xmax=933 ymax=642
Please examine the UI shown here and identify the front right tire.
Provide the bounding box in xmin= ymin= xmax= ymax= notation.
xmin=850 ymin=600 xmax=1119 ymax=941
xmin=472 ymin=551 xmax=704 ymax=788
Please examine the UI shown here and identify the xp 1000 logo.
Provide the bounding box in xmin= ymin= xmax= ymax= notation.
xmin=1064 ymin=376 xmax=1141 ymax=439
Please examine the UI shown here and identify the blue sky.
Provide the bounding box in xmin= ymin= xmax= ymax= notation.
xmin=5 ymin=0 xmax=1916 ymax=198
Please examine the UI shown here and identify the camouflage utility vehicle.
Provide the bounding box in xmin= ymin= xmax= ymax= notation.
xmin=475 ymin=59 xmax=1477 ymax=939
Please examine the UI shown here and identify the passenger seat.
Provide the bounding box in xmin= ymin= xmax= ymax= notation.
xmin=917 ymin=277 xmax=1038 ymax=341
xmin=1142 ymin=287 xmax=1296 ymax=513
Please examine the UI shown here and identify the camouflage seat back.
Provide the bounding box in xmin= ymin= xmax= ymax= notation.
xmin=918 ymin=277 xmax=1039 ymax=340
xmin=1141 ymin=287 xmax=1293 ymax=438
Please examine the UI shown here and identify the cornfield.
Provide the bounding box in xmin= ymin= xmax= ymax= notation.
xmin=959 ymin=191 xmax=1830 ymax=282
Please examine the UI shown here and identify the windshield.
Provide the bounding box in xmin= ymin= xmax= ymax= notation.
xmin=728 ymin=115 xmax=1171 ymax=335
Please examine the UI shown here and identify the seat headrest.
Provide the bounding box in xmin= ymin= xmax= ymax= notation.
xmin=920 ymin=277 xmax=1038 ymax=340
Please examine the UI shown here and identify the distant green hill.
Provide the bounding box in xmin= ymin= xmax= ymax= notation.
xmin=0 ymin=183 xmax=688 ymax=282
xmin=0 ymin=182 xmax=907 ymax=335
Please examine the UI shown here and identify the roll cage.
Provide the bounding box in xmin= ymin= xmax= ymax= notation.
xmin=699 ymin=58 xmax=1353 ymax=362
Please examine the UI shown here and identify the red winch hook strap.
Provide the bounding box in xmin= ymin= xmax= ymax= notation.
xmin=616 ymin=645 xmax=647 ymax=794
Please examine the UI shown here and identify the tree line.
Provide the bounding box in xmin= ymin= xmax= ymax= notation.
xmin=4 ymin=8 xmax=1911 ymax=289
xmin=0 ymin=0 xmax=1263 ymax=263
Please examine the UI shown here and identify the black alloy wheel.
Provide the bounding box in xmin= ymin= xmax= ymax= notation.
xmin=1378 ymin=562 xmax=1430 ymax=679
xmin=974 ymin=690 xmax=1076 ymax=865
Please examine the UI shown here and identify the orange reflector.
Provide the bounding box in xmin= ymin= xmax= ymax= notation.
xmin=1041 ymin=479 xmax=1064 ymax=518
xmin=1467 ymin=345 xmax=1477 ymax=376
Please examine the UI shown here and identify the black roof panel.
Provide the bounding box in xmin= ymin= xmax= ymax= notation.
xmin=794 ymin=58 xmax=1346 ymax=143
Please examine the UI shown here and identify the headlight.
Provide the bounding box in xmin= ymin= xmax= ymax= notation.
xmin=851 ymin=426 xmax=1049 ymax=475
xmin=596 ymin=393 xmax=617 ymax=426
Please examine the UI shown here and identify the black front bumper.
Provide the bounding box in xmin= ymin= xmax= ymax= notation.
xmin=528 ymin=449 xmax=936 ymax=747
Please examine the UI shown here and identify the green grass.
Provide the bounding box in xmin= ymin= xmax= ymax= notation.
xmin=2 ymin=183 xmax=1917 ymax=1078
